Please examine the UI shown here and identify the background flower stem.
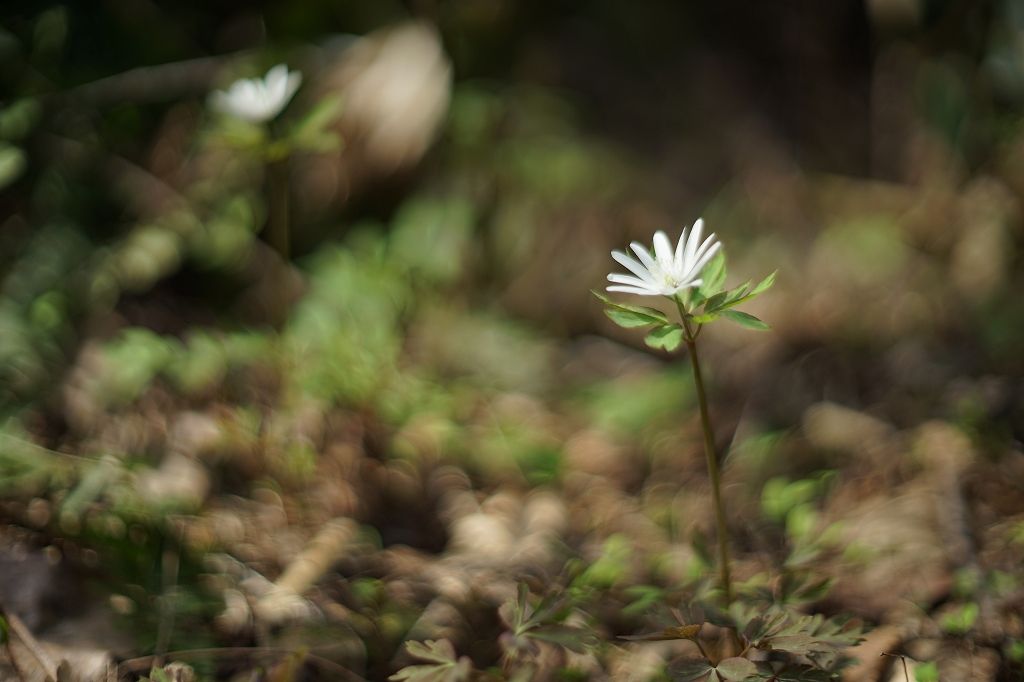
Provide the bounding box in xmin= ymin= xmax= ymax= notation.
xmin=685 ymin=336 xmax=734 ymax=606
xmin=267 ymin=157 xmax=291 ymax=262
xmin=265 ymin=156 xmax=292 ymax=328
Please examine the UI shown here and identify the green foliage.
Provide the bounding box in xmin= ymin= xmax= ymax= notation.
xmin=645 ymin=324 xmax=685 ymax=351
xmin=624 ymin=593 xmax=862 ymax=682
xmin=499 ymin=583 xmax=597 ymax=660
xmin=577 ymin=534 xmax=633 ymax=589
xmin=390 ymin=196 xmax=477 ymax=285
xmin=0 ymin=142 xmax=25 ymax=189
xmin=939 ymin=602 xmax=979 ymax=635
xmin=576 ymin=367 xmax=694 ymax=435
xmin=914 ymin=661 xmax=939 ymax=682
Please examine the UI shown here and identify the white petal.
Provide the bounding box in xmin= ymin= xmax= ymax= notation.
xmin=683 ymin=218 xmax=704 ymax=267
xmin=674 ymin=227 xmax=688 ymax=271
xmin=611 ymin=250 xmax=656 ymax=283
xmin=688 ymin=241 xmax=721 ymax=278
xmin=607 ymin=273 xmax=651 ymax=287
xmin=652 ymin=231 xmax=674 ymax=270
xmin=690 ymin=232 xmax=719 ymax=266
xmin=265 ymin=64 xmax=289 ymax=94
xmin=629 ymin=241 xmax=661 ymax=277
xmin=283 ymin=71 xmax=302 ymax=104
xmin=607 ymin=285 xmax=660 ymax=296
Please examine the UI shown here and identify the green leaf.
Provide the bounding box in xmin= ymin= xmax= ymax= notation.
xmin=0 ymin=98 xmax=41 ymax=140
xmin=0 ymin=143 xmax=25 ymax=189
xmin=698 ymin=251 xmax=727 ymax=297
xmin=644 ymin=324 xmax=684 ymax=351
xmin=714 ymin=657 xmax=757 ymax=681
xmin=290 ymin=94 xmax=344 ymax=140
xmin=749 ymin=270 xmax=777 ymax=297
xmin=526 ymin=624 xmax=597 ymax=653
xmin=592 ymin=290 xmax=670 ymax=328
xmin=721 ymin=310 xmax=770 ymax=331
xmin=720 ymin=271 xmax=777 ymax=310
xmin=690 ymin=312 xmax=719 ymax=324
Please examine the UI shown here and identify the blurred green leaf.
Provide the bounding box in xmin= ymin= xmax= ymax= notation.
xmin=940 ymin=602 xmax=978 ymax=635
xmin=290 ymin=94 xmax=344 ymax=152
xmin=0 ymin=143 xmax=26 ymax=189
xmin=0 ymin=99 xmax=41 ymax=140
xmin=915 ymin=661 xmax=939 ymax=682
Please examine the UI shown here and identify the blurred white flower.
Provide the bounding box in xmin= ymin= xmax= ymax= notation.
xmin=607 ymin=218 xmax=721 ymax=297
xmin=210 ymin=64 xmax=302 ymax=123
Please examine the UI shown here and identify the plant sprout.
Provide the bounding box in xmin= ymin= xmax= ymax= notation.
xmin=595 ymin=218 xmax=775 ymax=605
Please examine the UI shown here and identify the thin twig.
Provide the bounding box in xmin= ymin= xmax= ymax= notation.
xmin=880 ymin=652 xmax=910 ymax=682
xmin=4 ymin=611 xmax=60 ymax=682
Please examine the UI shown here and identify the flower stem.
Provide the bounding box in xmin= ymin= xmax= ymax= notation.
xmin=685 ymin=335 xmax=733 ymax=606
xmin=267 ymin=157 xmax=291 ymax=262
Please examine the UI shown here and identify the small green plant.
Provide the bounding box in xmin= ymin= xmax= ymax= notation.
xmin=208 ymin=64 xmax=342 ymax=263
xmin=391 ymin=583 xmax=597 ymax=681
xmin=595 ymin=220 xmax=775 ymax=604
xmin=592 ymin=223 xmax=864 ymax=680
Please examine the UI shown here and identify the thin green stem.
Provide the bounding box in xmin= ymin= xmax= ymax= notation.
xmin=685 ymin=334 xmax=733 ymax=606
xmin=265 ymin=153 xmax=293 ymax=329
xmin=675 ymin=298 xmax=734 ymax=606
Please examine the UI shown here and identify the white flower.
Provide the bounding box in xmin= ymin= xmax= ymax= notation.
xmin=210 ymin=64 xmax=302 ymax=123
xmin=607 ymin=218 xmax=721 ymax=297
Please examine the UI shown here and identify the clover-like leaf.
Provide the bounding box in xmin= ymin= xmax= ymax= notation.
xmin=721 ymin=310 xmax=770 ymax=331
xmin=403 ymin=640 xmax=460 ymax=666
xmin=668 ymin=658 xmax=714 ymax=682
xmin=644 ymin=324 xmax=684 ymax=351
xmin=714 ymin=657 xmax=758 ymax=681
xmin=390 ymin=640 xmax=472 ymax=682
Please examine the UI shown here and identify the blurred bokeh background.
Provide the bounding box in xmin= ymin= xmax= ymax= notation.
xmin=1 ymin=1 xmax=1023 ymax=680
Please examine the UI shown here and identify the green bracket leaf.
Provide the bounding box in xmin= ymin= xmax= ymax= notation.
xmin=644 ymin=324 xmax=684 ymax=351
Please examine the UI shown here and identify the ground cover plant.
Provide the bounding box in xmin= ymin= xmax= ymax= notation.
xmin=1 ymin=2 xmax=1024 ymax=681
